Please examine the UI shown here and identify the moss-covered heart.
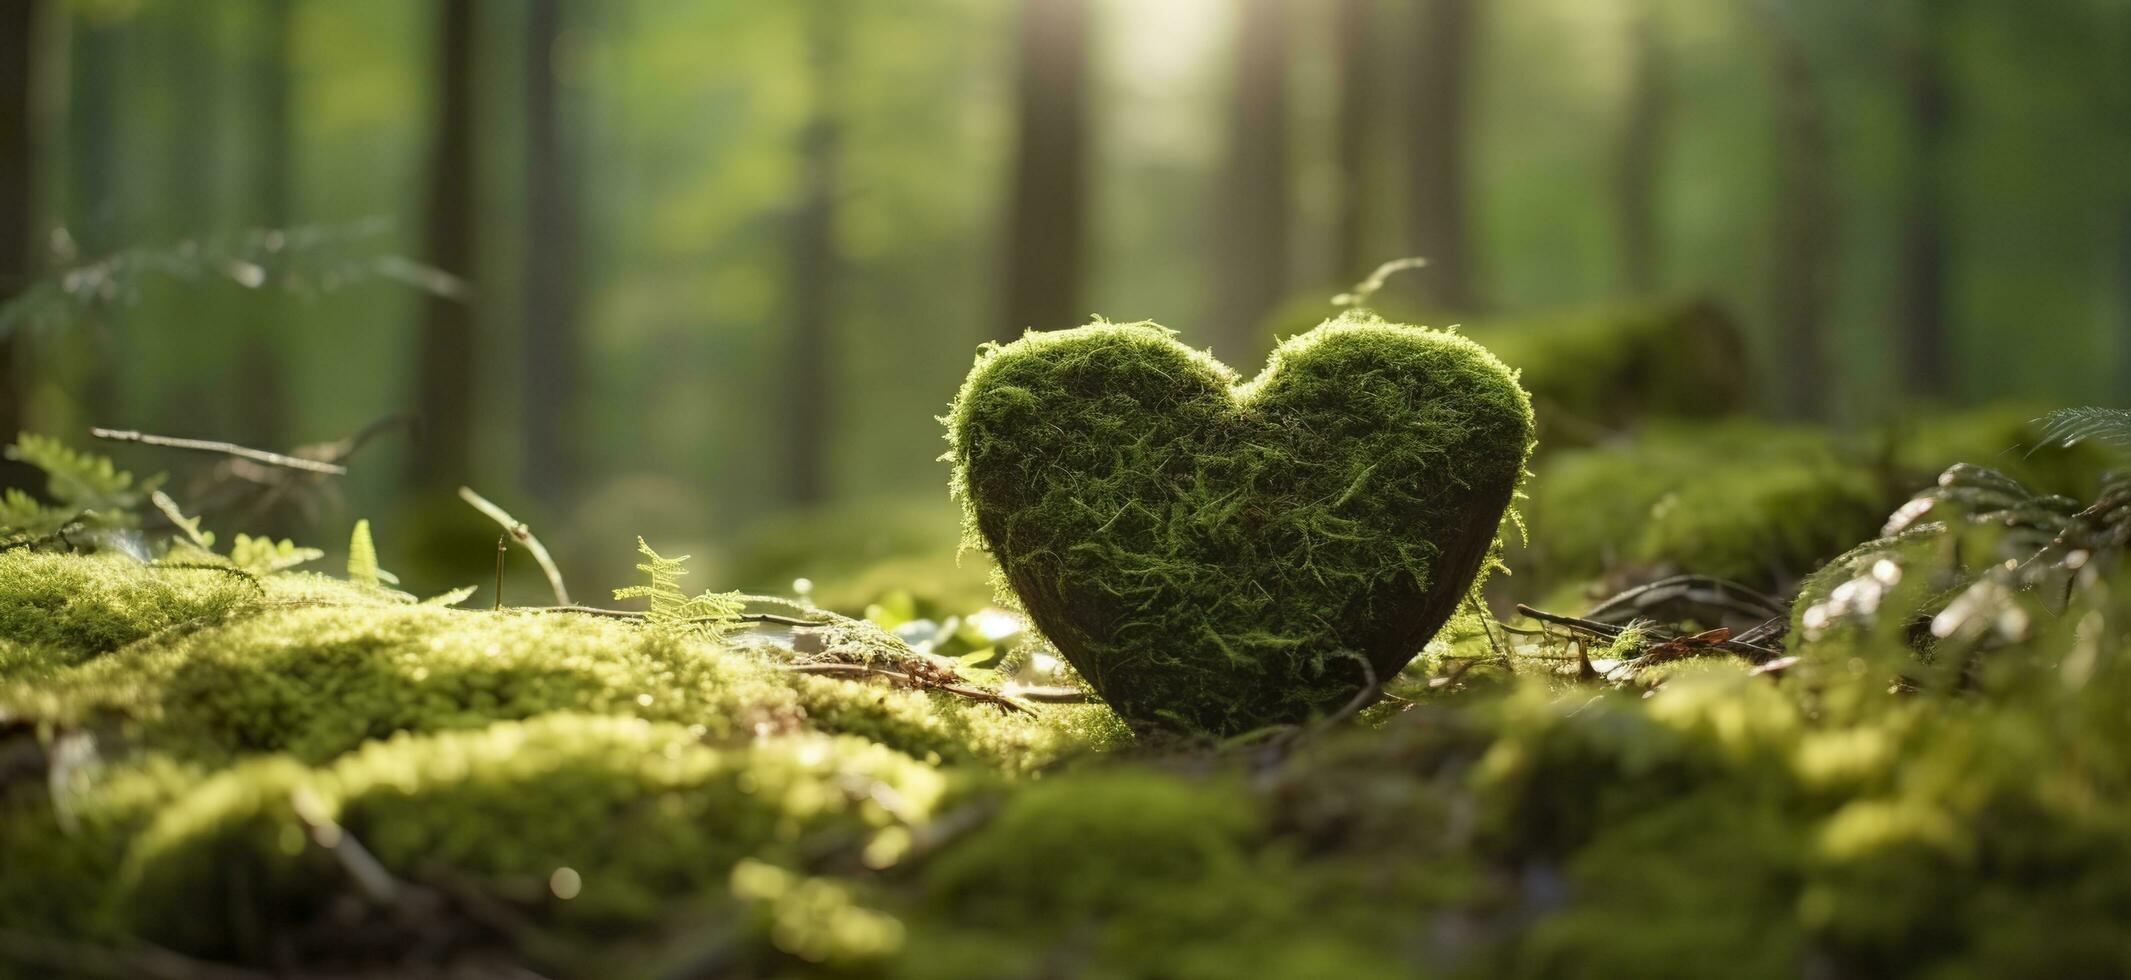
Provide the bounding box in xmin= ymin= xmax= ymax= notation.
xmin=947 ymin=314 xmax=1535 ymax=735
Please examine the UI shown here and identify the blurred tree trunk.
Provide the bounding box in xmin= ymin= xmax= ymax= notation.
xmin=1762 ymin=6 xmax=1834 ymax=418
xmin=523 ymin=0 xmax=580 ymax=504
xmin=1895 ymin=0 xmax=1953 ymax=397
xmin=1407 ymin=0 xmax=1476 ymax=311
xmin=1000 ymin=0 xmax=1088 ymax=338
xmin=783 ymin=0 xmax=843 ymax=508
xmin=237 ymin=0 xmax=294 ymax=450
xmin=0 ymin=0 xmax=39 ymax=489
xmin=2121 ymin=206 xmax=2131 ymax=396
xmin=1615 ymin=5 xmax=1669 ymax=295
xmin=1332 ymin=0 xmax=1373 ymax=287
xmin=411 ymin=0 xmax=477 ymax=490
xmin=62 ymin=7 xmax=121 ymax=427
xmin=1214 ymin=0 xmax=1291 ymax=354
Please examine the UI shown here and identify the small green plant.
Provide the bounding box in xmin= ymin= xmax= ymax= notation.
xmin=614 ymin=537 xmax=748 ymax=641
xmin=344 ymin=518 xmax=399 ymax=586
xmin=1 ymin=432 xmax=163 ymax=535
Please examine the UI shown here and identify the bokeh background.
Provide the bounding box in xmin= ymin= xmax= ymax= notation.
xmin=0 ymin=0 xmax=2126 ymax=600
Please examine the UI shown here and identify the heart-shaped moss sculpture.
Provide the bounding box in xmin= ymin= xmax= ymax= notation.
xmin=947 ymin=313 xmax=1535 ymax=735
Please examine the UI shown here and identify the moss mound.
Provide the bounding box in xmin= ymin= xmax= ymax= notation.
xmin=1262 ymin=297 xmax=1750 ymax=446
xmin=117 ymin=715 xmax=953 ymax=959
xmin=946 ymin=314 xmax=1535 ymax=734
xmin=1516 ymin=409 xmax=2118 ymax=595
xmin=7 ymin=425 xmax=2131 ymax=977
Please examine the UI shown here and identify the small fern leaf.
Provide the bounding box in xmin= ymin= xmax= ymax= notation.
xmin=229 ymin=533 xmax=324 ymax=574
xmin=347 ymin=519 xmax=383 ymax=586
xmin=4 ymin=433 xmax=163 ymax=517
xmin=420 ymin=584 xmax=480 ymax=607
xmin=0 ymin=487 xmax=59 ymax=536
xmin=150 ymin=490 xmax=215 ymax=551
xmin=2036 ymin=407 xmax=2131 ymax=454
xmin=613 ymin=537 xmax=745 ymax=641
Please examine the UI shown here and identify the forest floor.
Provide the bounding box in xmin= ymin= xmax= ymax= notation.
xmin=5 ymin=355 xmax=2131 ymax=977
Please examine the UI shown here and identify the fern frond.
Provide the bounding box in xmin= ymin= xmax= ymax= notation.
xmin=4 ymin=433 xmax=161 ymax=517
xmin=613 ymin=537 xmax=746 ymax=641
xmin=150 ymin=490 xmax=215 ymax=551
xmin=229 ymin=533 xmax=324 ymax=574
xmin=0 ymin=487 xmax=61 ymax=536
xmin=0 ymin=219 xmax=468 ymax=340
xmin=2036 ymin=407 xmax=2131 ymax=453
xmin=344 ymin=519 xmax=398 ymax=586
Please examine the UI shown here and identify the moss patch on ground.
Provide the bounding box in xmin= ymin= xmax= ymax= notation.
xmin=1261 ymin=297 xmax=1751 ymax=447
xmin=1516 ymin=409 xmax=2118 ymax=596
xmin=7 ymin=423 xmax=2131 ymax=978
xmin=946 ymin=314 xmax=1535 ymax=735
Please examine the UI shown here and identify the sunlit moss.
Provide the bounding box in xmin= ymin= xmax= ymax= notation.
xmin=0 ymin=554 xmax=1101 ymax=773
xmin=0 ymin=551 xmax=260 ymax=663
xmin=116 ymin=715 xmax=953 ymax=959
xmin=9 ymin=447 xmax=2131 ymax=977
xmin=1518 ymin=420 xmax=1888 ymax=590
xmin=947 ymin=314 xmax=1534 ymax=735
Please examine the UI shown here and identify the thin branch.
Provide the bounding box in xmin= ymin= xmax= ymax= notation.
xmin=533 ymin=605 xmax=823 ymax=628
xmin=0 ymin=929 xmax=271 ymax=980
xmin=1514 ymin=603 xmax=1782 ymax=662
xmin=0 ymin=513 xmax=89 ymax=552
xmin=457 ymin=486 xmax=570 ymax=606
xmin=788 ymin=662 xmax=1032 ymax=714
xmin=90 ymin=427 xmax=348 ymax=476
xmin=492 ymin=533 xmax=509 ymax=610
xmin=1002 ymin=684 xmax=1093 ymax=704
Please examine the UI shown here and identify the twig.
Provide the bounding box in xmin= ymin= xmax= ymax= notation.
xmin=493 ymin=533 xmax=509 ymax=610
xmin=788 ymin=662 xmax=1032 ymax=714
xmin=532 ymin=605 xmax=824 ymax=628
xmin=1515 ymin=603 xmax=1781 ymax=662
xmin=0 ymin=929 xmax=270 ymax=980
xmin=0 ymin=513 xmax=89 ymax=552
xmin=90 ymin=427 xmax=347 ymax=476
xmin=457 ymin=486 xmax=570 ymax=606
xmin=1002 ymin=684 xmax=1093 ymax=704
xmin=289 ymin=787 xmax=402 ymax=905
xmin=1579 ymin=574 xmax=1789 ymax=625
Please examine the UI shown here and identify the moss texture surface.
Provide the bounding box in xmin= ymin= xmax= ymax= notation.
xmin=946 ymin=315 xmax=1535 ymax=734
xmin=5 ymin=500 xmax=2131 ymax=976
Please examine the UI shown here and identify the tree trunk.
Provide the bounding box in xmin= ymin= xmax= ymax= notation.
xmin=999 ymin=0 xmax=1089 ymax=338
xmin=61 ymin=5 xmax=122 ymax=428
xmin=1615 ymin=5 xmax=1669 ymax=295
xmin=522 ymin=0 xmax=580 ymax=504
xmin=1407 ymin=0 xmax=1477 ymax=312
xmin=1332 ymin=0 xmax=1374 ymax=288
xmin=410 ymin=0 xmax=478 ymax=489
xmin=1895 ymin=0 xmax=1952 ymax=398
xmin=1213 ymin=0 xmax=1291 ymax=354
xmin=0 ymin=0 xmax=39 ymax=489
xmin=783 ymin=0 xmax=842 ymax=508
xmin=237 ymin=0 xmax=294 ymax=450
xmin=1762 ymin=7 xmax=1835 ymax=419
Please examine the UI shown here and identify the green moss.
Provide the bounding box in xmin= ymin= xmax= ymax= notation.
xmin=1262 ymin=297 xmax=1750 ymax=446
xmin=1518 ymin=420 xmax=1887 ymax=590
xmin=0 ymin=554 xmax=1096 ymax=772
xmin=117 ymin=714 xmax=952 ymax=959
xmin=904 ymin=769 xmax=1431 ymax=980
xmin=947 ymin=314 xmax=1535 ymax=735
xmin=0 ymin=551 xmax=260 ymax=663
xmin=1461 ymin=300 xmax=1750 ymax=444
